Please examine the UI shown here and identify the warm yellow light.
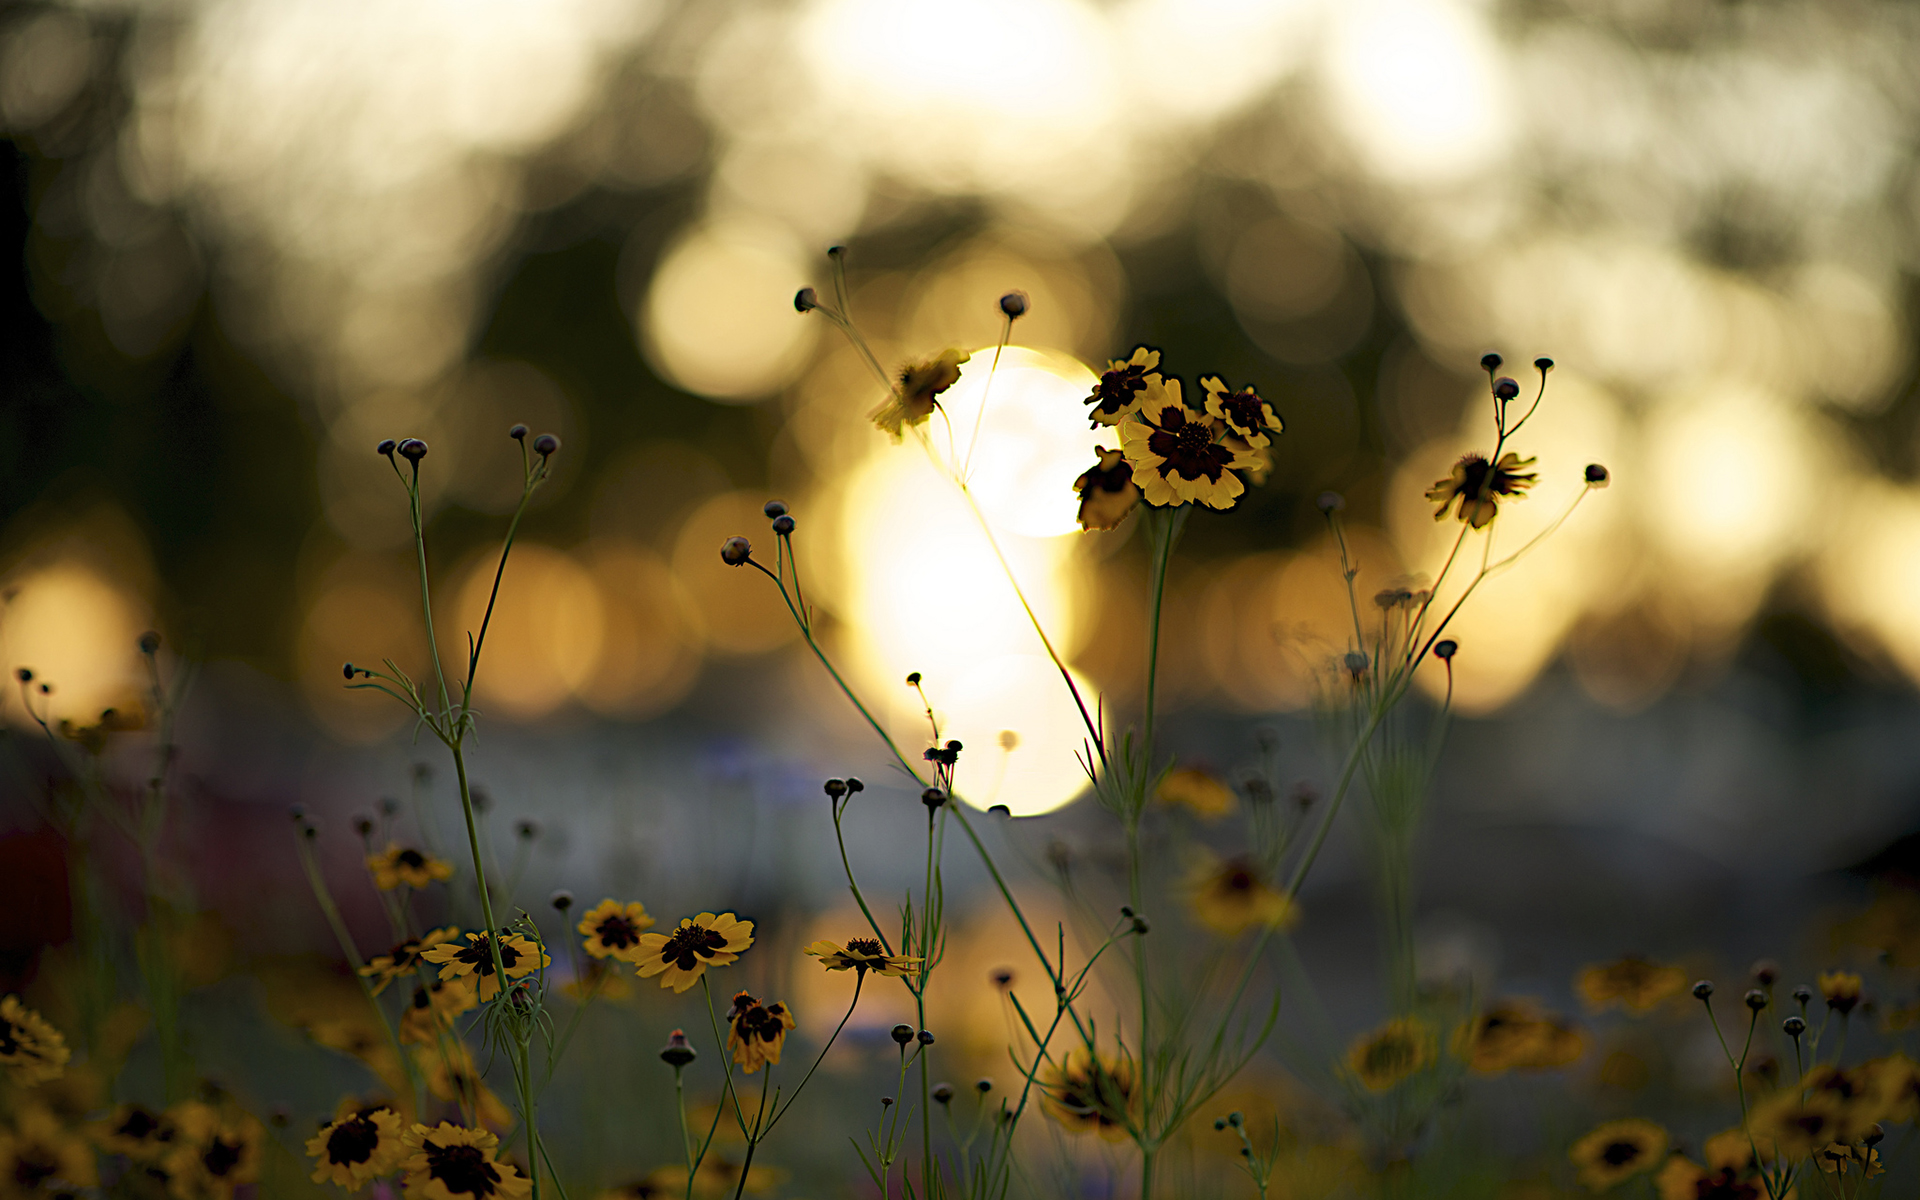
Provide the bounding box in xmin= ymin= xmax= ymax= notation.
xmin=2 ymin=562 xmax=148 ymax=730
xmin=932 ymin=346 xmax=1105 ymax=538
xmin=446 ymin=543 xmax=605 ymax=720
xmin=640 ymin=217 xmax=818 ymax=402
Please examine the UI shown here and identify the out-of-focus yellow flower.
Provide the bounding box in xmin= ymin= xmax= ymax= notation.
xmin=803 ymin=937 xmax=920 ymax=978
xmin=0 ymin=996 xmax=70 ymax=1086
xmin=1819 ymin=970 xmax=1864 ymax=1014
xmin=1072 ymin=446 xmax=1140 ymax=532
xmin=418 ymin=1046 xmax=515 ymax=1132
xmin=1084 ymin=346 xmax=1161 ymax=427
xmin=306 ymin=1107 xmax=404 ymax=1192
xmin=1346 ymin=1018 xmax=1435 ymax=1092
xmin=422 ymin=932 xmax=548 ymax=1003
xmin=92 ymin=1103 xmax=170 ymax=1160
xmin=361 ymin=928 xmax=460 ymax=995
xmin=1118 ymin=378 xmax=1255 ymax=510
xmin=1188 ymin=857 xmax=1297 ymax=937
xmin=161 ymin=1103 xmax=261 ymax=1200
xmin=1425 ymin=451 xmax=1537 ymax=529
xmin=615 ymin=1156 xmax=785 ymax=1198
xmin=399 ymin=979 xmax=477 ymax=1046
xmin=1200 ymin=376 xmax=1282 ymax=448
xmin=1040 ymin=1049 xmax=1137 ymax=1142
xmin=1815 ymin=1141 xmax=1882 ymax=1177
xmin=1454 ymin=999 xmax=1585 ymax=1074
xmin=1836 ymin=889 xmax=1920 ymax=969
xmin=1653 ymin=1155 xmax=1764 ymax=1200
xmin=634 ymin=913 xmax=754 ymax=994
xmin=1748 ymin=1086 xmax=1863 ymax=1159
xmin=1158 ymin=766 xmax=1234 ymax=819
xmin=400 ymin=1123 xmax=530 ymax=1200
xmin=0 ymin=1105 xmax=97 ymax=1193
xmin=870 ymin=348 xmax=968 ymax=440
xmin=1575 ymin=957 xmax=1688 ymax=1014
xmin=367 ymin=845 xmax=455 ymax=891
xmin=725 ymin=992 xmax=795 ymax=1075
xmin=577 ymin=900 xmax=656 ymax=963
xmin=563 ymin=958 xmax=634 ymax=1003
xmin=1568 ymin=1118 xmax=1667 ymax=1191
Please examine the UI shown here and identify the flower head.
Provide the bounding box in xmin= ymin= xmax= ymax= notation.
xmin=360 ymin=928 xmax=460 ymax=995
xmin=1454 ymin=999 xmax=1585 ymax=1074
xmin=725 ymin=992 xmax=796 ymax=1075
xmin=0 ymin=996 xmax=69 ymax=1085
xmin=1569 ymin=1119 xmax=1667 ymax=1191
xmin=161 ymin=1104 xmax=261 ymax=1200
xmin=401 ymin=1123 xmax=530 ymax=1200
xmin=1200 ymin=377 xmax=1282 ymax=448
xmin=577 ymin=900 xmax=656 ymax=963
xmin=419 ymin=1046 xmax=515 ymax=1131
xmin=1072 ymin=447 xmax=1141 ymax=531
xmin=1039 ymin=1049 xmax=1137 ymax=1142
xmin=633 ymin=913 xmax=755 ymax=993
xmin=1575 ymin=956 xmax=1688 ymax=1014
xmin=1425 ymin=451 xmax=1537 ymax=528
xmin=399 ymin=978 xmax=478 ymax=1045
xmin=1820 ymin=970 xmax=1864 ymax=1014
xmin=803 ymin=938 xmax=921 ymax=978
xmin=421 ymin=932 xmax=549 ymax=1002
xmin=870 ymin=349 xmax=968 ymax=440
xmin=92 ymin=1103 xmax=171 ymax=1161
xmin=1346 ymin=1017 xmax=1435 ymax=1092
xmin=307 ymin=1107 xmax=405 ymax=1192
xmin=1188 ymin=857 xmax=1297 ymax=937
xmin=1085 ymin=346 xmax=1161 ymax=427
xmin=1119 ymin=377 xmax=1256 ymax=510
xmin=1157 ymin=766 xmax=1234 ymax=819
xmin=1654 ymin=1157 xmax=1763 ymax=1200
xmin=0 ymin=1105 xmax=97 ymax=1194
xmin=367 ymin=845 xmax=455 ymax=891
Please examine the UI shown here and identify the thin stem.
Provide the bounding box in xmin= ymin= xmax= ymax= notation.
xmin=767 ymin=973 xmax=864 ymax=1132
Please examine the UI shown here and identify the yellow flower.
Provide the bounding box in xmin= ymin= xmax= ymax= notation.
xmin=1200 ymin=376 xmax=1282 ymax=448
xmin=725 ymin=992 xmax=796 ymax=1075
xmin=0 ymin=996 xmax=69 ymax=1086
xmin=421 ymin=932 xmax=548 ymax=1003
xmin=0 ymin=1105 xmax=97 ymax=1193
xmin=1454 ymin=999 xmax=1586 ymax=1074
xmin=1652 ymin=1155 xmax=1763 ymax=1200
xmin=1747 ymin=1086 xmax=1863 ymax=1159
xmin=1039 ymin=1049 xmax=1136 ymax=1142
xmin=1118 ymin=377 xmax=1257 ymax=510
xmin=1568 ymin=1119 xmax=1667 ymax=1191
xmin=1188 ymin=857 xmax=1297 ymax=937
xmin=633 ymin=913 xmax=755 ymax=994
xmin=400 ymin=1123 xmax=531 ymax=1200
xmin=307 ymin=1107 xmax=405 ymax=1191
xmin=361 ymin=929 xmax=461 ymax=995
xmin=803 ymin=937 xmax=921 ymax=978
xmin=576 ymin=900 xmax=656 ymax=962
xmin=1084 ymin=346 xmax=1162 ymax=427
xmin=1814 ymin=1141 xmax=1881 ymax=1176
xmin=1158 ymin=766 xmax=1234 ymax=819
xmin=1072 ymin=447 xmax=1141 ymax=532
xmin=1424 ymin=451 xmax=1537 ymax=529
xmin=161 ymin=1104 xmax=261 ymax=1200
xmin=562 ymin=958 xmax=633 ymax=1003
xmin=870 ymin=348 xmax=968 ymax=440
xmin=399 ymin=978 xmax=478 ymax=1046
xmin=1819 ymin=970 xmax=1863 ymax=1014
xmin=367 ymin=845 xmax=455 ymax=891
xmin=1574 ymin=956 xmax=1688 ymax=1014
xmin=418 ymin=1046 xmax=515 ymax=1132
xmin=1346 ymin=1018 xmax=1435 ymax=1092
xmin=92 ymin=1103 xmax=171 ymax=1160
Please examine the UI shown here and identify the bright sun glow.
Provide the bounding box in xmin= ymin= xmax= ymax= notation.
xmin=2 ymin=562 xmax=148 ymax=730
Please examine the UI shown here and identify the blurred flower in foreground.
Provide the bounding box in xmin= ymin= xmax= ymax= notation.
xmin=1040 ymin=1049 xmax=1136 ymax=1141
xmin=422 ymin=931 xmax=548 ymax=1002
xmin=577 ymin=899 xmax=656 ymax=963
xmin=1568 ymin=1118 xmax=1666 ymax=1190
xmin=726 ymin=991 xmax=796 ymax=1074
xmin=360 ymin=927 xmax=459 ymax=994
xmin=1157 ymin=766 xmax=1234 ymax=819
xmin=1085 ymin=346 xmax=1162 ymax=427
xmin=870 ymin=348 xmax=969 ymax=440
xmin=1819 ymin=970 xmax=1864 ymax=1014
xmin=398 ymin=979 xmax=477 ymax=1045
xmin=635 ymin=913 xmax=755 ymax=993
xmin=1346 ymin=1017 xmax=1435 ymax=1092
xmin=1575 ymin=956 xmax=1688 ymax=1014
xmin=163 ymin=1103 xmax=262 ymax=1200
xmin=804 ymin=937 xmax=921 ymax=977
xmin=306 ymin=1107 xmax=404 ymax=1191
xmin=0 ymin=996 xmax=70 ymax=1085
xmin=564 ymin=958 xmax=635 ymax=1003
xmin=1424 ymin=452 xmax=1537 ymax=528
xmin=1072 ymin=446 xmax=1140 ymax=531
xmin=401 ymin=1123 xmax=530 ymax=1200
xmin=366 ymin=844 xmax=455 ymax=891
xmin=1188 ymin=856 xmax=1296 ymax=937
xmin=0 ymin=1106 xmax=96 ymax=1192
xmin=419 ymin=1046 xmax=514 ymax=1131
xmin=1454 ymin=999 xmax=1585 ymax=1075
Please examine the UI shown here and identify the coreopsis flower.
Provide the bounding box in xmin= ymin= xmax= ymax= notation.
xmin=803 ymin=937 xmax=921 ymax=978
xmin=400 ymin=1123 xmax=531 ymax=1200
xmin=1575 ymin=957 xmax=1688 ymax=1014
xmin=1815 ymin=1141 xmax=1883 ymax=1177
xmin=1072 ymin=447 xmax=1140 ymax=531
xmin=1200 ymin=376 xmax=1282 ymax=447
xmin=870 ymin=349 xmax=969 ymax=440
xmin=725 ymin=992 xmax=796 ymax=1075
xmin=367 ymin=845 xmax=455 ymax=891
xmin=1346 ymin=1018 xmax=1436 ymax=1092
xmin=0 ymin=996 xmax=70 ymax=1085
xmin=307 ymin=1107 xmax=405 ymax=1191
xmin=0 ymin=1106 xmax=98 ymax=1193
xmin=577 ymin=900 xmax=656 ymax=963
xmin=422 ymin=932 xmax=549 ymax=1003
xmin=1188 ymin=857 xmax=1297 ymax=937
xmin=1085 ymin=346 xmax=1162 ymax=427
xmin=1568 ymin=1119 xmax=1667 ymax=1191
xmin=633 ymin=913 xmax=755 ymax=994
xmin=562 ymin=958 xmax=634 ymax=1003
xmin=1119 ymin=377 xmax=1256 ymax=510
xmin=1820 ymin=970 xmax=1864 ymax=1014
xmin=93 ymin=1103 xmax=171 ymax=1160
xmin=162 ymin=1104 xmax=261 ymax=1200
xmin=1424 ymin=451 xmax=1537 ymax=529
xmin=1039 ymin=1049 xmax=1137 ymax=1142
xmin=1454 ymin=999 xmax=1586 ymax=1074
xmin=1157 ymin=766 xmax=1233 ymax=819
xmin=398 ymin=979 xmax=478 ymax=1046
xmin=361 ymin=928 xmax=460 ymax=995
xmin=1654 ymin=1157 xmax=1762 ymax=1200
xmin=1747 ymin=1089 xmax=1856 ymax=1160
xmin=418 ymin=1046 xmax=515 ymax=1132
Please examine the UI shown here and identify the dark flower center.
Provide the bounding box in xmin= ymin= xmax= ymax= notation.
xmin=1223 ymin=869 xmax=1255 ymax=895
xmin=1600 ymin=1139 xmax=1642 ymax=1167
xmin=1220 ymin=392 xmax=1266 ymax=433
xmin=662 ymin=925 xmax=730 ymax=970
xmin=204 ymin=1137 xmax=244 ymax=1177
xmin=845 ymin=938 xmax=885 ymax=958
xmin=117 ymin=1108 xmax=162 ymax=1140
xmin=734 ymin=1001 xmax=789 ymax=1044
xmin=14 ymin=1152 xmax=56 ymax=1188
xmin=1362 ymin=1036 xmax=1416 ymax=1075
xmin=0 ymin=1018 xmax=20 ymax=1058
xmin=455 ymin=935 xmax=521 ymax=977
xmin=1146 ymin=410 xmax=1233 ymax=483
xmin=1088 ymin=365 xmax=1149 ymax=418
xmin=397 ymin=849 xmax=427 ymax=870
xmin=1078 ymin=460 xmax=1133 ymax=499
xmin=425 ymin=1142 xmax=503 ymax=1197
xmin=595 ymin=915 xmax=642 ymax=950
xmin=326 ymin=1118 xmax=382 ymax=1167
xmin=1697 ymin=1169 xmax=1760 ymax=1200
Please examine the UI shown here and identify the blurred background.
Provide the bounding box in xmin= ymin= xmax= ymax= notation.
xmin=6 ymin=0 xmax=1920 ymax=1189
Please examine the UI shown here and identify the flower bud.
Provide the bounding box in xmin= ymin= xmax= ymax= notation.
xmin=1692 ymin=980 xmax=1714 ymax=1000
xmin=721 ymin=536 xmax=752 ymax=566
xmin=1584 ymin=463 xmax=1610 ymax=488
xmin=377 ymin=439 xmax=397 ymax=456
xmin=891 ymin=1024 xmax=915 ymax=1046
xmin=1745 ymin=988 xmax=1768 ymax=1011
xmin=1493 ymin=377 xmax=1520 ymax=400
xmin=1534 ymin=356 xmax=1554 ymax=372
xmin=550 ymin=890 xmax=574 ymax=911
xmin=999 ymin=290 xmax=1029 ymax=319
xmin=922 ymin=787 xmax=947 ymax=810
xmin=660 ymin=1029 xmax=696 ymax=1067
xmin=509 ymin=424 xmax=528 ymax=440
xmin=1865 ymin=1122 xmax=1885 ymax=1146
xmin=398 ymin=438 xmax=428 ymax=462
xmin=988 ymin=803 xmax=1010 ymax=816
xmin=1316 ymin=491 xmax=1344 ymax=514
xmin=916 ymin=1029 xmax=935 ymax=1045
xmin=1433 ymin=640 xmax=1458 ymax=660
xmin=532 ymin=434 xmax=559 ymax=457
xmin=825 ymin=778 xmax=848 ymax=798
xmin=138 ymin=631 xmax=162 ymax=655
xmin=1480 ymin=353 xmax=1502 ymax=371
xmin=1228 ymin=1111 xmax=1244 ymax=1127
xmin=933 ymin=1083 xmax=954 ymax=1104
xmin=975 ymin=1078 xmax=993 ymax=1093
xmin=352 ymin=813 xmax=374 ymax=837
xmin=764 ymin=500 xmax=789 ymax=519
xmin=991 ymin=969 xmax=1012 ymax=988
xmin=880 ymin=1096 xmax=893 ymax=1108
xmin=1131 ymin=915 xmax=1150 ymax=935
xmin=1782 ymin=1015 xmax=1806 ymax=1037
xmin=1751 ymin=959 xmax=1779 ymax=986
xmin=515 ymin=819 xmax=539 ymax=840
xmin=343 ymin=662 xmax=356 ymax=680
xmin=906 ymin=672 xmax=922 ymax=685
xmin=794 ymin=287 xmax=819 ymax=313
xmin=1214 ymin=1118 xmax=1227 ymax=1131
xmin=846 ymin=777 xmax=864 ymax=793
xmin=1793 ymin=985 xmax=1813 ymax=1004
xmin=771 ymin=515 xmax=795 ymax=536
xmin=1344 ymin=651 xmax=1368 ymax=674
xmin=12 ymin=668 xmax=29 ymax=683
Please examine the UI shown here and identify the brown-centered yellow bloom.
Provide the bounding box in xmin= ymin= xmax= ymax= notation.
xmin=417 ymin=1046 xmax=515 ymax=1132
xmin=870 ymin=348 xmax=969 ymax=440
xmin=1200 ymin=376 xmax=1282 ymax=448
xmin=1039 ymin=1049 xmax=1136 ymax=1142
xmin=1424 ymin=451 xmax=1537 ymax=529
xmin=1819 ymin=970 xmax=1864 ymax=1014
xmin=307 ymin=1107 xmax=405 ymax=1191
xmin=1158 ymin=766 xmax=1234 ymax=819
xmin=93 ymin=1103 xmax=171 ymax=1161
xmin=803 ymin=937 xmax=921 ymax=978
xmin=1188 ymin=856 xmax=1297 ymax=937
xmin=1072 ymin=447 xmax=1141 ymax=532
xmin=1568 ymin=1119 xmax=1667 ymax=1191
xmin=1575 ymin=956 xmax=1688 ymax=1014
xmin=1653 ymin=1156 xmax=1764 ymax=1200
xmin=421 ymin=932 xmax=548 ymax=1003
xmin=1119 ymin=377 xmax=1257 ymax=510
xmin=1085 ymin=346 xmax=1162 ymax=427
xmin=0 ymin=1105 xmax=97 ymax=1193
xmin=1346 ymin=1017 xmax=1436 ymax=1092
xmin=367 ymin=845 xmax=455 ymax=891
xmin=576 ymin=900 xmax=656 ymax=962
xmin=401 ymin=1123 xmax=530 ymax=1200
xmin=633 ymin=913 xmax=754 ymax=994
xmin=161 ymin=1103 xmax=261 ymax=1200
xmin=725 ymin=992 xmax=796 ymax=1075
xmin=562 ymin=958 xmax=634 ymax=1003
xmin=0 ymin=997 xmax=69 ymax=1087
xmin=361 ymin=929 xmax=461 ymax=995
xmin=399 ymin=978 xmax=478 ymax=1046
xmin=1454 ymin=999 xmax=1586 ymax=1075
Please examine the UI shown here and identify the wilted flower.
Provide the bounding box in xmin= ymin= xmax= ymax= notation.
xmin=726 ymin=992 xmax=796 ymax=1074
xmin=1425 ymin=451 xmax=1538 ymax=528
xmin=1576 ymin=956 xmax=1688 ymax=1014
xmin=871 ymin=348 xmax=969 ymax=440
xmin=1085 ymin=346 xmax=1161 ymax=427
xmin=1072 ymin=447 xmax=1141 ymax=531
xmin=1819 ymin=970 xmax=1864 ymax=1014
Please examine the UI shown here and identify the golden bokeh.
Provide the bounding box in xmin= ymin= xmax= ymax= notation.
xmin=0 ymin=561 xmax=148 ymax=730
xmin=444 ymin=543 xmax=606 ymax=721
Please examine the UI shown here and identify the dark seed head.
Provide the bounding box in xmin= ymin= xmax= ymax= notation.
xmin=13 ymin=668 xmax=29 ymax=682
xmin=1493 ymin=377 xmax=1520 ymax=400
xmin=771 ymin=515 xmax=795 ymax=536
xmin=1131 ymin=916 xmax=1150 ymax=935
xmin=1480 ymin=353 xmax=1502 ymax=372
xmin=721 ymin=536 xmax=752 ymax=566
xmin=999 ymin=291 xmax=1029 ymax=319
xmin=1534 ymin=356 xmax=1554 ymax=373
xmin=932 ymin=1083 xmax=954 ymax=1104
xmin=991 ymin=969 xmax=1013 ymax=988
xmin=1433 ymin=640 xmax=1458 ymax=660
xmin=660 ymin=1029 xmax=696 ymax=1067
xmin=825 ymin=778 xmax=849 ymax=798
xmin=846 ymin=777 xmax=864 ymax=793
xmin=1584 ymin=463 xmax=1611 ymax=488
xmin=343 ymin=662 xmax=356 ymax=680
xmin=1228 ymin=1111 xmax=1244 ymax=1127
xmin=1745 ymin=989 xmax=1768 ymax=1011
xmin=794 ymin=287 xmax=819 ymax=313
xmin=377 ymin=438 xmax=397 ymax=456
xmin=916 ymin=1029 xmax=934 ymax=1046
xmin=1793 ymin=985 xmax=1814 ymax=1004
xmin=509 ymin=424 xmax=528 ymax=440
xmin=1782 ymin=1015 xmax=1806 ymax=1037
xmin=1692 ymin=980 xmax=1714 ymax=1001
xmin=975 ymin=1078 xmax=993 ymax=1093
xmin=397 ymin=438 xmax=428 ymax=462
xmin=906 ymin=672 xmax=922 ymax=685
xmin=1865 ymin=1122 xmax=1885 ymax=1146
xmin=1214 ymin=1118 xmax=1227 ymax=1131
xmin=764 ymin=500 xmax=789 ymax=519
xmin=880 ymin=1096 xmax=893 ymax=1108
xmin=352 ymin=813 xmax=374 ymax=837
xmin=988 ymin=804 xmax=1010 ymax=816
xmin=138 ymin=630 xmax=162 ymax=655
xmin=891 ymin=1024 xmax=915 ymax=1045
xmin=550 ymin=890 xmax=574 ymax=912
xmin=922 ymin=787 xmax=947 ymax=810
xmin=532 ymin=434 xmax=559 ymax=456
xmin=1751 ymin=960 xmax=1779 ymax=987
